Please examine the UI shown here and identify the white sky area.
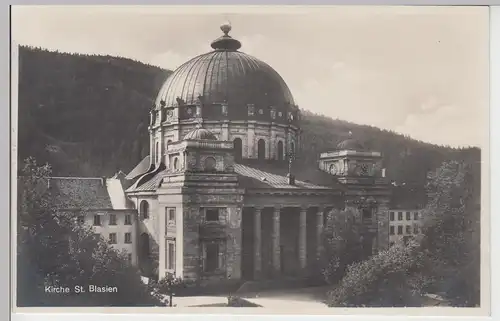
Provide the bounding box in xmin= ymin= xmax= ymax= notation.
xmin=11 ymin=6 xmax=489 ymax=148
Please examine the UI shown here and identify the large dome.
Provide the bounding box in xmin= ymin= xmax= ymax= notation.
xmin=155 ymin=23 xmax=297 ymax=124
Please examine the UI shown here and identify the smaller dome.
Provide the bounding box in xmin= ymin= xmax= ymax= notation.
xmin=184 ymin=127 xmax=218 ymax=141
xmin=337 ymin=138 xmax=365 ymax=151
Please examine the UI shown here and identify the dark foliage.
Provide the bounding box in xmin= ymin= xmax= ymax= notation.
xmin=320 ymin=208 xmax=364 ymax=284
xmin=17 ymin=157 xmax=162 ymax=307
xmin=327 ymin=241 xmax=426 ymax=307
xmin=419 ymin=160 xmax=480 ymax=307
xmin=18 ymin=46 xmax=480 ymax=183
xmin=18 ymin=46 xmax=170 ymax=176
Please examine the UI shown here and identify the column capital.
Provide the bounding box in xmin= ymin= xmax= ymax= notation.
xmin=273 ymin=206 xmax=282 ymax=213
xmin=299 ymin=205 xmax=309 ymax=212
xmin=254 ymin=206 xmax=263 ymax=213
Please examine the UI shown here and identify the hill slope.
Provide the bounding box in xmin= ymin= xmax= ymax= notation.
xmin=17 ymin=46 xmax=480 ymax=185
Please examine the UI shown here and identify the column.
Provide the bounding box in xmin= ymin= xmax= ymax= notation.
xmin=272 ymin=207 xmax=281 ymax=275
xmin=253 ymin=207 xmax=262 ymax=279
xmin=298 ymin=207 xmax=307 ymax=271
xmin=316 ymin=207 xmax=324 ymax=260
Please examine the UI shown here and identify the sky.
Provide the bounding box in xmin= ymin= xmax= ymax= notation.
xmin=11 ymin=6 xmax=489 ymax=148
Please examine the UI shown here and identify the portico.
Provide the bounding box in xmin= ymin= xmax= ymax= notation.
xmin=240 ymin=191 xmax=340 ymax=280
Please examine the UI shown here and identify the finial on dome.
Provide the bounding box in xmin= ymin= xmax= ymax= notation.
xmin=195 ymin=117 xmax=203 ymax=129
xmin=348 ymin=130 xmax=353 ymax=137
xmin=220 ymin=21 xmax=232 ymax=35
xmin=211 ymin=21 xmax=242 ymax=51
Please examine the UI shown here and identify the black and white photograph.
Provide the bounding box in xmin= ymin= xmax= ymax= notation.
xmin=11 ymin=5 xmax=489 ymax=313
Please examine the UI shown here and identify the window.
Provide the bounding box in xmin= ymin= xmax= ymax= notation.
xmin=173 ymin=157 xmax=179 ymax=171
xmin=398 ymin=212 xmax=403 ymax=221
xmin=205 ymin=208 xmax=219 ymax=222
xmin=204 ymin=242 xmax=219 ymax=273
xmin=124 ymin=232 xmax=132 ymax=244
xmin=270 ymin=108 xmax=276 ymax=119
xmin=109 ymin=233 xmax=117 ymax=244
xmin=414 ymin=212 xmax=419 ymax=220
xmin=125 ymin=214 xmax=132 ymax=225
xmin=390 ymin=212 xmax=395 ymax=221
xmin=233 ymin=138 xmax=243 ymax=162
xmin=414 ymin=225 xmax=419 ymax=234
xmin=167 ymin=242 xmax=176 ymax=270
xmin=109 ymin=214 xmax=117 ymax=225
xmin=247 ymin=104 xmax=255 ymax=116
xmin=140 ymin=200 xmax=149 ymax=219
xmin=277 ymin=141 xmax=284 ymax=161
xmin=204 ymin=157 xmax=216 ymax=171
xmin=406 ymin=225 xmax=411 ymax=234
xmin=257 ymin=139 xmax=266 ymax=160
xmin=77 ymin=215 xmax=85 ymax=224
xmin=221 ymin=103 xmax=228 ymax=116
xmin=406 ymin=212 xmax=411 ymax=220
xmin=166 ymin=208 xmax=176 ymax=225
xmin=397 ymin=226 xmax=403 ymax=235
xmin=93 ymin=215 xmax=101 ymax=226
xmin=389 ymin=226 xmax=395 ymax=235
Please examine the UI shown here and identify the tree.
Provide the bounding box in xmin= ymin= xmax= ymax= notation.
xmin=320 ymin=208 xmax=364 ymax=284
xmin=327 ymin=240 xmax=426 ymax=307
xmin=419 ymin=160 xmax=480 ymax=306
xmin=152 ymin=273 xmax=192 ymax=307
xmin=17 ymin=157 xmax=162 ymax=306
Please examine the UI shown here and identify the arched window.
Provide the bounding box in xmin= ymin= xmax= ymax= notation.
xmin=140 ymin=200 xmax=150 ymax=219
xmin=258 ymin=139 xmax=266 ymax=160
xmin=173 ymin=157 xmax=179 ymax=171
xmin=140 ymin=233 xmax=150 ymax=257
xmin=233 ymin=138 xmax=243 ymax=162
xmin=277 ymin=141 xmax=284 ymax=161
xmin=204 ymin=157 xmax=217 ymax=172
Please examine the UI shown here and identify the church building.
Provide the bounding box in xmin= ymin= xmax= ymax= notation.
xmin=51 ymin=23 xmax=392 ymax=284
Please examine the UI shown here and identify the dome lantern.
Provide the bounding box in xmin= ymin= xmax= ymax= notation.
xmin=210 ymin=21 xmax=242 ymax=51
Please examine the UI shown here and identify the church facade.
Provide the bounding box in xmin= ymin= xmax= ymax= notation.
xmin=51 ymin=23 xmax=391 ymax=284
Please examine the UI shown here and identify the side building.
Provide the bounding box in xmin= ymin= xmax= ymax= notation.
xmin=388 ymin=185 xmax=427 ymax=245
xmin=49 ymin=173 xmax=140 ymax=266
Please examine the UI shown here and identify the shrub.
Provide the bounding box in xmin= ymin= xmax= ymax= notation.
xmin=327 ymin=240 xmax=425 ymax=307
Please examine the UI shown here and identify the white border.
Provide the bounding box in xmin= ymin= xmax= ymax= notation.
xmin=10 ymin=4 xmax=498 ymax=321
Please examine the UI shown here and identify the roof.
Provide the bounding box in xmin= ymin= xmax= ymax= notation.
xmin=184 ymin=127 xmax=218 ymax=141
xmin=50 ymin=177 xmax=113 ymax=210
xmin=125 ymin=160 xmax=342 ymax=192
xmin=125 ymin=155 xmax=151 ymax=180
xmin=126 ymin=169 xmax=168 ymax=192
xmin=154 ymin=25 xmax=297 ymax=126
xmin=234 ymin=161 xmax=342 ymax=190
xmin=106 ymin=177 xmax=134 ymax=209
xmin=337 ymin=138 xmax=365 ymax=151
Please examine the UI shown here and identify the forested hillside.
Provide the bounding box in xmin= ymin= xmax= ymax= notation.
xmin=17 ymin=46 xmax=480 ymax=185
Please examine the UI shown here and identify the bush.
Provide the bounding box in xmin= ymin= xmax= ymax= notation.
xmin=327 ymin=240 xmax=425 ymax=307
